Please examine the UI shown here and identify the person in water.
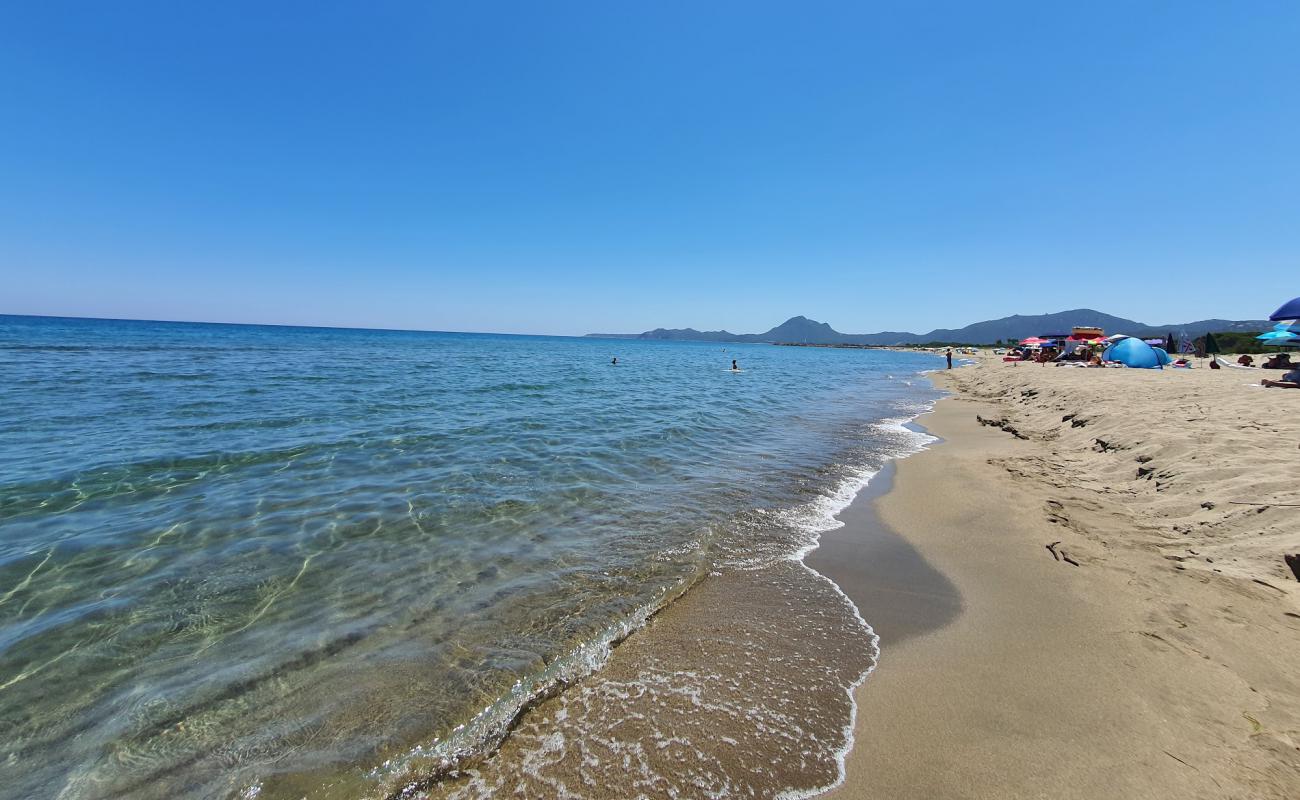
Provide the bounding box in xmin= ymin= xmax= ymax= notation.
xmin=731 ymin=359 xmax=739 ymax=371
xmin=611 ymin=357 xmax=617 ymax=365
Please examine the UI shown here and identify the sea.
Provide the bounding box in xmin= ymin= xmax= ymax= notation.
xmin=0 ymin=315 xmax=943 ymax=800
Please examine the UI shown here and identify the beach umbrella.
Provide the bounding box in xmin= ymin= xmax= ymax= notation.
xmin=1256 ymin=331 xmax=1300 ymax=352
xmin=1203 ymin=332 xmax=1220 ymax=355
xmin=1165 ymin=332 xmax=1175 ymax=353
xmin=1020 ymin=337 xmax=1048 ymax=345
xmin=1256 ymin=330 xmax=1300 ymax=343
xmin=1268 ymin=296 xmax=1300 ymax=322
xmin=1102 ymin=337 xmax=1164 ymax=368
xmin=1104 ymin=333 xmax=1129 ymax=341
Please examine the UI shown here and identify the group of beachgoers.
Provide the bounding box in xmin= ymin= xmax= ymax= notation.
xmin=1002 ymin=345 xmax=1164 ymax=368
xmin=1003 ymin=345 xmax=1093 ymax=365
xmin=1232 ymin=353 xmax=1300 ymax=388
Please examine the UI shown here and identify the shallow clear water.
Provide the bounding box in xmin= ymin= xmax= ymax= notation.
xmin=0 ymin=315 xmax=941 ymax=799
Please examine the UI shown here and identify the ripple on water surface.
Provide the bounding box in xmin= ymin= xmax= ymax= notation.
xmin=0 ymin=315 xmax=942 ymax=799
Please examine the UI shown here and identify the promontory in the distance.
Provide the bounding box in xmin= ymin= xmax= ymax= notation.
xmin=586 ymin=309 xmax=1270 ymax=346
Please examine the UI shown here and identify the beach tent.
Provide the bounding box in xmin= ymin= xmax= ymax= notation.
xmin=1151 ymin=347 xmax=1173 ymax=365
xmin=1268 ymin=296 xmax=1300 ymax=322
xmin=1102 ymin=337 xmax=1164 ymax=368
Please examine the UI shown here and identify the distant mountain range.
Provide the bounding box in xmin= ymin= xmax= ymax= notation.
xmin=585 ymin=310 xmax=1272 ymax=346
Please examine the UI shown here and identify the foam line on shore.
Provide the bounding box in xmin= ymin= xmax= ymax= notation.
xmin=774 ymin=408 xmax=942 ymax=800
xmin=364 ymin=571 xmax=704 ymax=798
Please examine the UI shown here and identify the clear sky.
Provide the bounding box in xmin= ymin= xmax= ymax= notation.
xmin=2 ymin=1 xmax=1298 ymax=336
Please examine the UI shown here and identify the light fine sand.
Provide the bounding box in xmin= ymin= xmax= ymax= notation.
xmin=828 ymin=357 xmax=1300 ymax=799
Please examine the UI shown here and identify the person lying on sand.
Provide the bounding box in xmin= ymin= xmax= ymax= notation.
xmin=1261 ymin=368 xmax=1300 ymax=389
xmin=1263 ymin=354 xmax=1293 ymax=370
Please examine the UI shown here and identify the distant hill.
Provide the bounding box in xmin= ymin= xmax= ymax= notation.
xmin=585 ymin=309 xmax=1272 ymax=345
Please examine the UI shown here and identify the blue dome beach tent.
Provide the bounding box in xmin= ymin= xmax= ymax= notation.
xmin=1151 ymin=347 xmax=1173 ymax=365
xmin=1269 ymin=296 xmax=1300 ymax=322
xmin=1102 ymin=337 xmax=1163 ymax=368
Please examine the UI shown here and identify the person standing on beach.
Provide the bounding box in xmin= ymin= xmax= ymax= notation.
xmin=945 ymin=348 xmax=953 ymax=369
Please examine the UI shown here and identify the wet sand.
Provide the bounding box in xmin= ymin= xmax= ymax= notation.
xmin=826 ymin=363 xmax=1300 ymax=799
xmin=805 ymin=458 xmax=961 ymax=647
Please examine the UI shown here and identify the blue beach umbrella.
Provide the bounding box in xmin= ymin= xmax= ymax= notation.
xmin=1257 ymin=331 xmax=1300 ymax=351
xmin=1102 ymin=337 xmax=1164 ymax=368
xmin=1256 ymin=330 xmax=1300 ymax=343
xmin=1268 ymin=296 xmax=1300 ymax=322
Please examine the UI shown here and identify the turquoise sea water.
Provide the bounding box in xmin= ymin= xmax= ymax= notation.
xmin=0 ymin=315 xmax=941 ymax=799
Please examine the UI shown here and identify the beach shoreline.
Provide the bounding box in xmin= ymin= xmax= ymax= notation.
xmin=822 ymin=360 xmax=1300 ymax=799
xmin=382 ymin=359 xmax=946 ymax=800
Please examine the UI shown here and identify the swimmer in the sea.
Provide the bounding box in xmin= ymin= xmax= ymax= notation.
xmin=731 ymin=359 xmax=739 ymax=371
xmin=611 ymin=357 xmax=617 ymax=365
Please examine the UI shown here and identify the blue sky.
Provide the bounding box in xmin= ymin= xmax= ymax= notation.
xmin=2 ymin=1 xmax=1298 ymax=335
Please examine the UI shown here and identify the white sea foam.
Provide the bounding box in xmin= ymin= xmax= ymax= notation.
xmin=370 ymin=576 xmax=698 ymax=795
xmin=777 ymin=415 xmax=937 ymax=559
xmin=776 ymin=407 xmax=941 ymax=800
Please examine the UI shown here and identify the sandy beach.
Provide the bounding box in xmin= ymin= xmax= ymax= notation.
xmin=819 ymin=357 xmax=1300 ymax=798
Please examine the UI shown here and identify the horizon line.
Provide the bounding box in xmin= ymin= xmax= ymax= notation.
xmin=0 ymin=312 xmax=589 ymax=340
